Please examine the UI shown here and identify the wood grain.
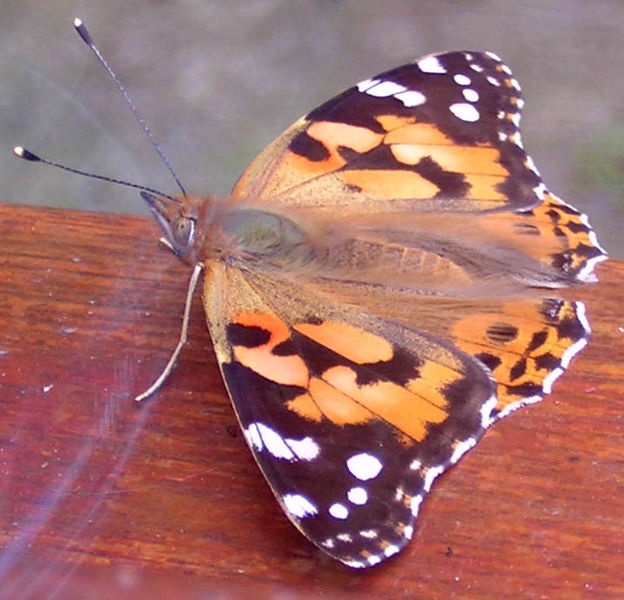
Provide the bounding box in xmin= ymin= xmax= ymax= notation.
xmin=0 ymin=203 xmax=622 ymax=599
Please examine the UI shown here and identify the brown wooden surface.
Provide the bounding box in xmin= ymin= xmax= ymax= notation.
xmin=0 ymin=203 xmax=622 ymax=599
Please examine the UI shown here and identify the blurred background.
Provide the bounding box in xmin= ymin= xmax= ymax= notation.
xmin=2 ymin=0 xmax=623 ymax=256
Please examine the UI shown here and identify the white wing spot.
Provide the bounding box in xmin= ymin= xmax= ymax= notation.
xmin=410 ymin=494 xmax=423 ymax=517
xmin=470 ymin=63 xmax=484 ymax=73
xmin=481 ymin=394 xmax=498 ymax=428
xmin=561 ymin=337 xmax=588 ymax=369
xmin=247 ymin=423 xmax=293 ymax=459
xmin=409 ymin=459 xmax=421 ymax=471
xmin=367 ymin=554 xmax=382 ymax=566
xmin=403 ymin=525 xmax=414 ymax=540
xmin=244 ymin=423 xmax=319 ymax=461
xmin=417 ymin=55 xmax=446 ymax=73
xmin=347 ymin=453 xmax=383 ymax=481
xmin=534 ymin=182 xmax=548 ymax=200
xmin=384 ymin=544 xmax=400 ymax=558
xmin=450 ymin=437 xmax=477 ymax=464
xmin=243 ymin=423 xmax=263 ymax=451
xmin=282 ymin=493 xmax=318 ymax=519
xmin=525 ymin=155 xmax=540 ymax=175
xmin=344 ymin=558 xmax=367 ymax=568
xmin=347 ymin=486 xmax=368 ymax=505
xmin=336 ymin=533 xmax=353 ymax=542
xmin=486 ymin=75 xmax=501 ymax=87
xmin=423 ymin=465 xmax=444 ymax=492
xmin=543 ymin=367 xmax=564 ymax=394
xmin=579 ymin=253 xmax=607 ymax=282
xmin=356 ymin=78 xmax=379 ymax=92
xmin=497 ymin=393 xmax=543 ymax=420
xmin=365 ymin=80 xmax=406 ymax=97
xmin=359 ymin=529 xmax=378 ymax=539
xmin=329 ymin=502 xmax=349 ymax=520
xmin=359 ymin=80 xmax=425 ymax=108
xmin=453 ymin=73 xmax=471 ymax=86
xmin=449 ymin=102 xmax=480 ymax=122
xmin=285 ymin=436 xmax=320 ymax=461
xmin=576 ymin=301 xmax=592 ymax=335
xmin=394 ymin=90 xmax=426 ymax=107
xmin=462 ymin=88 xmax=479 ymax=103
xmin=262 ymin=428 xmax=293 ymax=458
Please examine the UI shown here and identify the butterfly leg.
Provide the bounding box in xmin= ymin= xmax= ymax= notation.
xmin=135 ymin=262 xmax=204 ymax=402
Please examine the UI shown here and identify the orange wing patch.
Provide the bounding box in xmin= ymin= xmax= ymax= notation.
xmin=243 ymin=121 xmax=383 ymax=199
xmin=227 ymin=312 xmax=454 ymax=444
xmin=286 ymin=122 xmax=383 ymax=179
xmin=340 ymin=169 xmax=440 ymax=200
xmin=289 ymin=378 xmax=375 ymax=425
xmin=233 ymin=108 xmax=519 ymax=209
xmin=293 ymin=321 xmax=393 ymax=364
xmin=230 ymin=312 xmax=308 ymax=387
xmin=383 ymin=120 xmax=507 ymax=179
xmin=284 ymin=114 xmax=510 ymax=204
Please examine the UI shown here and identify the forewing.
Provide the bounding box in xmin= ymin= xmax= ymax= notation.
xmin=232 ymin=51 xmax=539 ymax=216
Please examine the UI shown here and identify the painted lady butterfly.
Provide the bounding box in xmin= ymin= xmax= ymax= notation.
xmin=17 ymin=37 xmax=608 ymax=568
xmin=141 ymin=50 xmax=606 ymax=568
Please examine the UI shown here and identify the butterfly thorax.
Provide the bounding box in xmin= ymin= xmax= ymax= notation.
xmin=214 ymin=207 xmax=319 ymax=268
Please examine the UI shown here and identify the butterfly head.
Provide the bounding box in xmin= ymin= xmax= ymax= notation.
xmin=141 ymin=191 xmax=213 ymax=264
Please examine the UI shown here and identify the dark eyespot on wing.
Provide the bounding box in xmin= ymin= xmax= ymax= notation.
xmin=485 ymin=323 xmax=519 ymax=344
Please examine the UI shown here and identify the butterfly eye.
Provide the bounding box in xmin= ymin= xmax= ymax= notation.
xmin=172 ymin=217 xmax=195 ymax=249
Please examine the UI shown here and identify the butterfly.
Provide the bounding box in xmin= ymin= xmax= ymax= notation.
xmin=135 ymin=49 xmax=607 ymax=568
xmin=19 ymin=44 xmax=593 ymax=568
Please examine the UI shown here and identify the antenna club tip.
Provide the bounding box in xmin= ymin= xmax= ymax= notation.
xmin=13 ymin=147 xmax=40 ymax=162
xmin=73 ymin=18 xmax=93 ymax=45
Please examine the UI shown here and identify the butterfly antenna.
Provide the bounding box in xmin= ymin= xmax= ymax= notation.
xmin=12 ymin=146 xmax=179 ymax=202
xmin=73 ymin=17 xmax=187 ymax=198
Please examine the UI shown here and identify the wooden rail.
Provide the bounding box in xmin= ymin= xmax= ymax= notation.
xmin=0 ymin=204 xmax=622 ymax=599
